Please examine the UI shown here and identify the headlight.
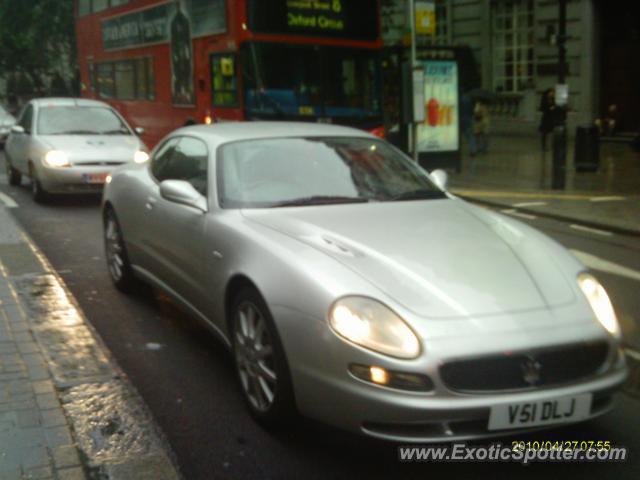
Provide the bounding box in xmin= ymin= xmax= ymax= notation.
xmin=577 ymin=273 xmax=620 ymax=337
xmin=43 ymin=150 xmax=70 ymax=168
xmin=134 ymin=150 xmax=149 ymax=163
xmin=329 ymin=297 xmax=421 ymax=359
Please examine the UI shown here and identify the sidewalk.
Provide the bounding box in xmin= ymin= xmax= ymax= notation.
xmin=0 ymin=207 xmax=180 ymax=480
xmin=448 ymin=134 xmax=640 ymax=235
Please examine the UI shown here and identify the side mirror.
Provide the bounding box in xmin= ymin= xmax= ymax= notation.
xmin=160 ymin=180 xmax=207 ymax=212
xmin=134 ymin=127 xmax=145 ymax=136
xmin=11 ymin=125 xmax=25 ymax=135
xmin=430 ymin=169 xmax=449 ymax=191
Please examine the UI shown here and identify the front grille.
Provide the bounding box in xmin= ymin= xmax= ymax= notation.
xmin=440 ymin=340 xmax=610 ymax=393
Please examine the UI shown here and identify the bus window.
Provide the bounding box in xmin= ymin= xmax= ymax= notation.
xmin=78 ymin=0 xmax=91 ymax=16
xmin=97 ymin=63 xmax=115 ymax=99
xmin=115 ymin=62 xmax=135 ymax=100
xmin=211 ymin=54 xmax=238 ymax=107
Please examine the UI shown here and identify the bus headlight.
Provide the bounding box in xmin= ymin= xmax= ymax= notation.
xmin=578 ymin=273 xmax=620 ymax=337
xmin=329 ymin=297 xmax=421 ymax=359
xmin=43 ymin=150 xmax=70 ymax=168
xmin=134 ymin=150 xmax=149 ymax=163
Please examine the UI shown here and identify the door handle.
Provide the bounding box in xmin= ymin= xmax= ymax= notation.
xmin=145 ymin=196 xmax=157 ymax=210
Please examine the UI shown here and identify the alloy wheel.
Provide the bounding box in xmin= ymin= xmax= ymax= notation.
xmin=105 ymin=214 xmax=125 ymax=283
xmin=234 ymin=301 xmax=278 ymax=413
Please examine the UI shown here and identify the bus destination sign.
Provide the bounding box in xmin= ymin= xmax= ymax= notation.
xmin=286 ymin=0 xmax=345 ymax=33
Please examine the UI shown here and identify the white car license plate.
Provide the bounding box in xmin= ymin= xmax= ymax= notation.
xmin=488 ymin=394 xmax=592 ymax=431
xmin=82 ymin=173 xmax=109 ymax=184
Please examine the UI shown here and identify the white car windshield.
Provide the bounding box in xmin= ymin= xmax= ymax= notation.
xmin=38 ymin=106 xmax=130 ymax=135
xmin=218 ymin=137 xmax=446 ymax=208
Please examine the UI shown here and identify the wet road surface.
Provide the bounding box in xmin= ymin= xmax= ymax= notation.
xmin=1 ymin=153 xmax=639 ymax=479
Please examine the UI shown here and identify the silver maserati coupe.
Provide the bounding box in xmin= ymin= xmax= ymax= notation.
xmin=102 ymin=122 xmax=627 ymax=441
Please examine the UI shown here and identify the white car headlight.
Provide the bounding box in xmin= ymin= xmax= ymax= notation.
xmin=134 ymin=150 xmax=150 ymax=163
xmin=329 ymin=297 xmax=421 ymax=359
xmin=43 ymin=150 xmax=70 ymax=168
xmin=578 ymin=273 xmax=620 ymax=337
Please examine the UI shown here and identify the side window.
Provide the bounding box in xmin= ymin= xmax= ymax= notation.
xmin=174 ymin=137 xmax=209 ymax=196
xmin=151 ymin=136 xmax=209 ymax=196
xmin=19 ymin=105 xmax=34 ymax=133
xmin=151 ymin=137 xmax=180 ymax=181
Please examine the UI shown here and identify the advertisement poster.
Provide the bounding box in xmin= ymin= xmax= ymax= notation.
xmin=170 ymin=0 xmax=194 ymax=105
xmin=102 ymin=0 xmax=226 ymax=51
xmin=417 ymin=61 xmax=459 ymax=153
xmin=102 ymin=0 xmax=226 ymax=105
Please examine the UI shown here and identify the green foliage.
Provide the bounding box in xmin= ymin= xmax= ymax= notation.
xmin=6 ymin=72 xmax=35 ymax=96
xmin=0 ymin=0 xmax=77 ymax=93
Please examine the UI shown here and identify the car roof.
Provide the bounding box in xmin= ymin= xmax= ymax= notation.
xmin=31 ymin=97 xmax=111 ymax=108
xmin=175 ymin=122 xmax=377 ymax=144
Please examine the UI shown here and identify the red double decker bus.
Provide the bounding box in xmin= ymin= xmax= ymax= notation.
xmin=75 ymin=0 xmax=384 ymax=147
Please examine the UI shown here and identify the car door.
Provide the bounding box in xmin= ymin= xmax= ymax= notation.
xmin=144 ymin=135 xmax=211 ymax=313
xmin=6 ymin=103 xmax=35 ymax=174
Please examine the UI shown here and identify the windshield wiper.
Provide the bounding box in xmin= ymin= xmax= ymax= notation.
xmin=51 ymin=130 xmax=101 ymax=135
xmin=389 ymin=190 xmax=446 ymax=201
xmin=270 ymin=195 xmax=370 ymax=207
xmin=102 ymin=128 xmax=130 ymax=135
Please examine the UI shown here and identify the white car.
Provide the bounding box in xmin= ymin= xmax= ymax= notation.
xmin=0 ymin=104 xmax=16 ymax=146
xmin=5 ymin=98 xmax=148 ymax=202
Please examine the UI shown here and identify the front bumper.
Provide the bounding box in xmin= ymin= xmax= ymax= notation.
xmin=273 ymin=305 xmax=628 ymax=442
xmin=300 ymin=362 xmax=626 ymax=442
xmin=36 ymin=164 xmax=120 ymax=194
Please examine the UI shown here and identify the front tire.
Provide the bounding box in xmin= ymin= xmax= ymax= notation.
xmin=30 ymin=168 xmax=49 ymax=203
xmin=5 ymin=156 xmax=21 ymax=186
xmin=231 ymin=287 xmax=296 ymax=429
xmin=104 ymin=208 xmax=137 ymax=293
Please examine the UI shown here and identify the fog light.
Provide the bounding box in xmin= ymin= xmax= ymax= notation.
xmin=105 ymin=175 xmax=112 ymax=184
xmin=369 ymin=366 xmax=389 ymax=385
xmin=349 ymin=364 xmax=434 ymax=392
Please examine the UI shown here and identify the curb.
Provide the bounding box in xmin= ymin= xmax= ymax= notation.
xmin=0 ymin=207 xmax=182 ymax=480
xmin=459 ymin=195 xmax=640 ymax=238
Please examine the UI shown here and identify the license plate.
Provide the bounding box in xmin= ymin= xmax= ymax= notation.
xmin=82 ymin=173 xmax=109 ymax=184
xmin=488 ymin=394 xmax=592 ymax=431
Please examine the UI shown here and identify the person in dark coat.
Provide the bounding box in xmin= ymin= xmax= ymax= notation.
xmin=539 ymin=88 xmax=557 ymax=151
xmin=460 ymin=92 xmax=476 ymax=157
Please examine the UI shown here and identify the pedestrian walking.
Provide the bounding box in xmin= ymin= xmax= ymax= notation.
xmin=539 ymin=88 xmax=557 ymax=151
xmin=460 ymin=92 xmax=477 ymax=157
xmin=473 ymin=101 xmax=490 ymax=154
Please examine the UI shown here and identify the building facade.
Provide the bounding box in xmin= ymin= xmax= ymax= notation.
xmin=381 ymin=0 xmax=640 ymax=135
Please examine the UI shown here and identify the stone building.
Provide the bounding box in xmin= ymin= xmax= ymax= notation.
xmin=381 ymin=0 xmax=640 ymax=135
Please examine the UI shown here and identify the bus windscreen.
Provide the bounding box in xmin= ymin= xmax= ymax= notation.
xmin=241 ymin=43 xmax=382 ymax=123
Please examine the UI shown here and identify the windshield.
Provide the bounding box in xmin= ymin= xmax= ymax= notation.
xmin=218 ymin=137 xmax=445 ymax=209
xmin=37 ymin=106 xmax=130 ymax=135
xmin=242 ymin=43 xmax=382 ymax=123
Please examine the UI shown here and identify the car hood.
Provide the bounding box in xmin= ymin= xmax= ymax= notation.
xmin=242 ymin=199 xmax=576 ymax=319
xmin=41 ymin=135 xmax=142 ymax=164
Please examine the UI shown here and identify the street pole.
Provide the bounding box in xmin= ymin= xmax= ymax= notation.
xmin=409 ymin=0 xmax=419 ymax=162
xmin=552 ymin=0 xmax=567 ymax=189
